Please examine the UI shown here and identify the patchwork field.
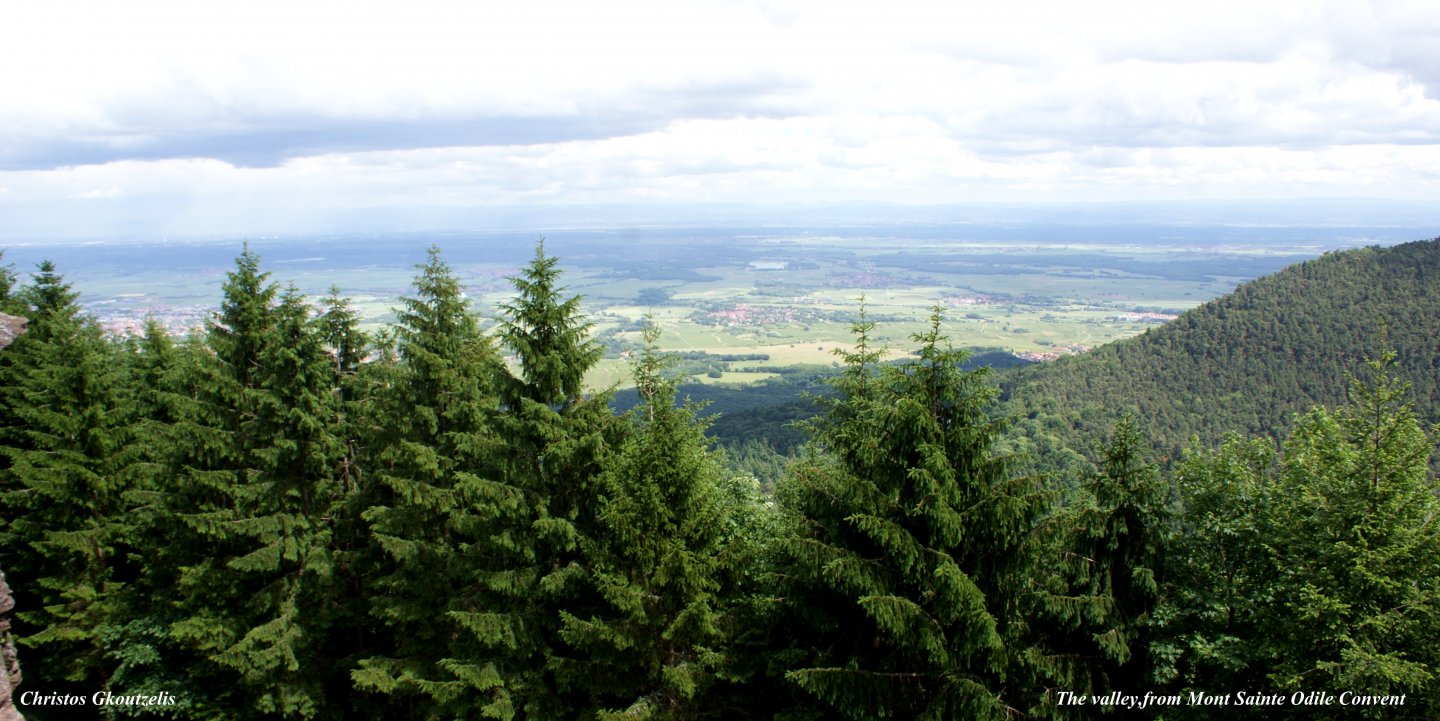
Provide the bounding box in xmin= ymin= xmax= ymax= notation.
xmin=3 ymin=222 xmax=1390 ymax=389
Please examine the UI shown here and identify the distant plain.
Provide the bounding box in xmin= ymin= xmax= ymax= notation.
xmin=3 ymin=221 xmax=1425 ymax=389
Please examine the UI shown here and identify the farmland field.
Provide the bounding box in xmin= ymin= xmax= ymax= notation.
xmin=2 ymin=221 xmax=1409 ymax=389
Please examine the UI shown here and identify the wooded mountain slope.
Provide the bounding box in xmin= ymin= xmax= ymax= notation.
xmin=1001 ymin=237 xmax=1440 ymax=460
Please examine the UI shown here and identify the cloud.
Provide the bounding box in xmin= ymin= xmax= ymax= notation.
xmin=74 ymin=187 xmax=122 ymax=199
xmin=2 ymin=0 xmax=1440 ymax=238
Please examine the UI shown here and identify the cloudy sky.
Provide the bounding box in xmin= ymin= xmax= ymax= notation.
xmin=3 ymin=0 xmax=1439 ymax=239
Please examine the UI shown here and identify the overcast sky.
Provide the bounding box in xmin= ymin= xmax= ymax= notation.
xmin=3 ymin=0 xmax=1439 ymax=239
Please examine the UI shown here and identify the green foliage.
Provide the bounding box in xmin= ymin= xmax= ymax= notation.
xmin=1153 ymin=436 xmax=1278 ymax=704
xmin=479 ymin=241 xmax=617 ymax=718
xmin=1005 ymin=238 xmax=1440 ymax=467
xmin=1156 ymin=354 xmax=1440 ymax=719
xmin=355 ymin=246 xmax=512 ymax=718
xmin=555 ymin=320 xmax=730 ymax=720
xmin=1047 ymin=414 xmax=1170 ymax=707
xmin=0 ymin=250 xmax=19 ymax=314
xmin=133 ymin=252 xmax=366 ymax=719
xmin=1263 ymin=355 xmax=1440 ymax=713
xmin=0 ymin=261 xmax=140 ymax=687
xmin=2 ymin=241 xmax=1438 ymax=721
xmin=771 ymin=306 xmax=1053 ymax=721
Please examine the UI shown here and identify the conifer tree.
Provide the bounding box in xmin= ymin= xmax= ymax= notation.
xmin=353 ymin=247 xmax=514 ymax=718
xmin=1156 ymin=353 xmax=1440 ymax=719
xmin=1154 ymin=436 xmax=1277 ymax=704
xmin=0 ymin=251 xmax=18 ymax=314
xmin=103 ymin=332 xmax=223 ymax=720
xmin=1058 ymin=414 xmax=1169 ymax=706
xmin=0 ymin=262 xmax=138 ymax=688
xmin=1262 ymin=354 xmax=1440 ymax=716
xmin=129 ymin=318 xmax=178 ymax=424
xmin=183 ymin=287 xmax=351 ymax=718
xmin=494 ymin=240 xmax=610 ymax=525
xmin=318 ymin=287 xmax=369 ymax=495
xmin=554 ymin=321 xmax=728 ymax=720
xmin=774 ymin=307 xmax=1053 ymax=721
xmin=481 ymin=241 xmax=615 ymax=718
xmin=146 ymin=248 xmax=357 ymax=719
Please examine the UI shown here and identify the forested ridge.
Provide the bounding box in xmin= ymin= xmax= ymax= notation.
xmin=1001 ymin=237 xmax=1440 ymax=466
xmin=0 ymin=241 xmax=1437 ymax=720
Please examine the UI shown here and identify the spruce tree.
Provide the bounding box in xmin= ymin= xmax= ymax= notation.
xmin=104 ymin=332 xmax=225 ymax=720
xmin=0 ymin=251 xmax=18 ymax=314
xmin=482 ymin=241 xmax=615 ymax=719
xmin=774 ymin=307 xmax=1053 ymax=721
xmin=146 ymin=248 xmax=357 ymax=719
xmin=353 ymin=246 xmax=514 ymax=718
xmin=554 ymin=321 xmax=728 ymax=720
xmin=1155 ymin=354 xmax=1440 ymax=719
xmin=1057 ymin=414 xmax=1169 ymax=707
xmin=0 ymin=262 xmax=139 ymax=688
xmin=317 ymin=287 xmax=369 ymax=495
xmin=1153 ymin=436 xmax=1277 ymax=708
xmin=183 ymin=287 xmax=351 ymax=718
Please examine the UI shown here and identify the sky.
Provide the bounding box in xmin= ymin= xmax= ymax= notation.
xmin=2 ymin=0 xmax=1439 ymax=239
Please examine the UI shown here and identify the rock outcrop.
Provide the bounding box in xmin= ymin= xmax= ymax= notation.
xmin=0 ymin=314 xmax=24 ymax=720
xmin=0 ymin=568 xmax=22 ymax=721
xmin=0 ymin=313 xmax=25 ymax=350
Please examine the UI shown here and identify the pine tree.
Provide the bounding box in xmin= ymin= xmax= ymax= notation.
xmin=482 ymin=241 xmax=616 ymax=719
xmin=0 ymin=262 xmax=139 ymax=689
xmin=555 ymin=321 xmax=728 ymax=720
xmin=146 ymin=247 xmax=337 ymax=719
xmin=353 ymin=246 xmax=514 ymax=719
xmin=1058 ymin=414 xmax=1169 ymax=706
xmin=773 ymin=307 xmax=1053 ymax=721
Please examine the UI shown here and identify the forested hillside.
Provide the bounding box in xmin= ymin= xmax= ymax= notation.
xmin=1002 ymin=238 xmax=1440 ymax=461
xmin=0 ymin=243 xmax=1436 ymax=721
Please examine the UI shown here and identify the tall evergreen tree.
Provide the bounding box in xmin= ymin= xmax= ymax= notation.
xmin=0 ymin=262 xmax=139 ymax=690
xmin=481 ymin=241 xmax=616 ymax=719
xmin=555 ymin=321 xmax=728 ymax=720
xmin=0 ymin=251 xmax=19 ymax=314
xmin=318 ymin=287 xmax=370 ymax=495
xmin=1155 ymin=353 xmax=1440 ymax=718
xmin=175 ymin=287 xmax=352 ymax=718
xmin=353 ymin=247 xmax=513 ymax=719
xmin=141 ymin=247 xmax=304 ymax=719
xmin=1056 ymin=414 xmax=1169 ymax=708
xmin=773 ymin=307 xmax=1053 ymax=721
xmin=1153 ymin=436 xmax=1277 ymax=711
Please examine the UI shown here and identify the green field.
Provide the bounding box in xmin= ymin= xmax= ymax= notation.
xmin=33 ymin=229 xmax=1330 ymax=390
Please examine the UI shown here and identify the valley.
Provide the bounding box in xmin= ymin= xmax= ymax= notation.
xmin=2 ymin=221 xmax=1395 ymax=389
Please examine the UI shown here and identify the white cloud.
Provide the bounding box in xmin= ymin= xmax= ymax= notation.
xmin=2 ymin=0 xmax=1439 ymax=237
xmin=74 ymin=187 xmax=123 ymax=199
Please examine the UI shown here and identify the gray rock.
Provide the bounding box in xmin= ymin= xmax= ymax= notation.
xmin=0 ymin=568 xmax=22 ymax=721
xmin=0 ymin=313 xmax=25 ymax=351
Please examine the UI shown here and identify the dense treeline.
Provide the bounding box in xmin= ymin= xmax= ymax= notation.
xmin=0 ymin=243 xmax=1437 ymax=720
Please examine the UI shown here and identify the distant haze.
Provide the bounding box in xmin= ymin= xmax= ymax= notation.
xmin=3 ymin=1 xmax=1440 ymax=241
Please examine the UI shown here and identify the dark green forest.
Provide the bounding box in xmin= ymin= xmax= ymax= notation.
xmin=0 ymin=241 xmax=1437 ymax=720
xmin=1002 ymin=239 xmax=1440 ymax=468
